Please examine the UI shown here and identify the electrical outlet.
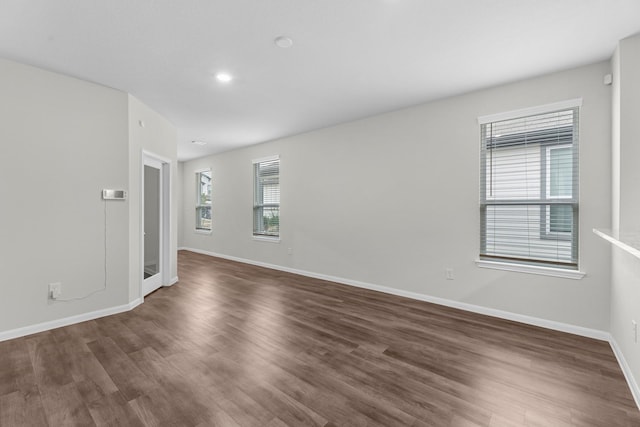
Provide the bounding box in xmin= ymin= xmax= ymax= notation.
xmin=633 ymin=320 xmax=637 ymax=344
xmin=49 ymin=283 xmax=62 ymax=299
xmin=445 ymin=268 xmax=454 ymax=280
xmin=287 ymin=247 xmax=293 ymax=255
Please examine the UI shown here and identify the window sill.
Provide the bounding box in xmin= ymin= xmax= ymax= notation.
xmin=195 ymin=229 xmax=212 ymax=235
xmin=252 ymin=235 xmax=280 ymax=243
xmin=593 ymin=228 xmax=640 ymax=260
xmin=475 ymin=259 xmax=585 ymax=280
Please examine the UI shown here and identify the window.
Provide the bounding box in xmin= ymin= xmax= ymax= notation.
xmin=196 ymin=169 xmax=212 ymax=231
xmin=479 ymin=101 xmax=579 ymax=269
xmin=253 ymin=156 xmax=280 ymax=238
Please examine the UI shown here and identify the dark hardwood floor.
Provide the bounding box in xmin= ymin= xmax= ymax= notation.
xmin=1 ymin=250 xmax=639 ymax=426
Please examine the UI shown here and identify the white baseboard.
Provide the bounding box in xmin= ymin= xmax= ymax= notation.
xmin=0 ymin=275 xmax=179 ymax=343
xmin=179 ymin=247 xmax=608 ymax=341
xmin=166 ymin=276 xmax=179 ymax=286
xmin=0 ymin=298 xmax=142 ymax=343
xmin=609 ymin=336 xmax=640 ymax=410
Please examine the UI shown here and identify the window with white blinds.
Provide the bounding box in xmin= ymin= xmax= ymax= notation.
xmin=479 ymin=103 xmax=579 ymax=269
xmin=195 ymin=169 xmax=212 ymax=231
xmin=253 ymin=156 xmax=280 ymax=238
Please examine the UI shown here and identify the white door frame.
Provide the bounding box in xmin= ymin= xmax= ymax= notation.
xmin=141 ymin=150 xmax=171 ymax=299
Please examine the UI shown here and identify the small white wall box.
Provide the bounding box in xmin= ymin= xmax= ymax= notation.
xmin=102 ymin=189 xmax=127 ymax=200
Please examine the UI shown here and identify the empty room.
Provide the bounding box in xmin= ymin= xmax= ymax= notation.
xmin=1 ymin=1 xmax=640 ymax=426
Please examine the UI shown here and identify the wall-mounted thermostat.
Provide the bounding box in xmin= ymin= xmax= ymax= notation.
xmin=102 ymin=189 xmax=127 ymax=200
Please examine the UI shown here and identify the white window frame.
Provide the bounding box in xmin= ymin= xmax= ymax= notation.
xmin=252 ymin=155 xmax=280 ymax=241
xmin=195 ymin=168 xmax=212 ymax=233
xmin=476 ymin=99 xmax=585 ymax=279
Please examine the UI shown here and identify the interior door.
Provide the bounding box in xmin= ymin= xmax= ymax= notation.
xmin=143 ymin=160 xmax=163 ymax=296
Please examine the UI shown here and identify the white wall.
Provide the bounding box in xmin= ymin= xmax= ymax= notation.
xmin=610 ymin=33 xmax=640 ymax=400
xmin=177 ymin=161 xmax=185 ymax=249
xmin=181 ymin=61 xmax=612 ymax=331
xmin=0 ymin=58 xmax=130 ymax=332
xmin=0 ymin=59 xmax=178 ymax=338
xmin=128 ymin=95 xmax=178 ymax=302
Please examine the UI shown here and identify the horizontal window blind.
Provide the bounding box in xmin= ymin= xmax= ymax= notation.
xmin=480 ymin=107 xmax=579 ymax=268
xmin=253 ymin=157 xmax=280 ymax=237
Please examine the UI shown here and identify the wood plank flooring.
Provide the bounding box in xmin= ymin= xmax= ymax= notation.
xmin=0 ymin=249 xmax=639 ymax=426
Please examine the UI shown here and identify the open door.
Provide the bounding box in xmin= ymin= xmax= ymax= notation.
xmin=142 ymin=153 xmax=170 ymax=297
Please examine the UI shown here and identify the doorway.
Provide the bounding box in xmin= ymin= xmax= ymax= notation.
xmin=142 ymin=153 xmax=170 ymax=297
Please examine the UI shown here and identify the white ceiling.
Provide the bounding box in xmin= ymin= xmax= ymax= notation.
xmin=1 ymin=0 xmax=639 ymax=160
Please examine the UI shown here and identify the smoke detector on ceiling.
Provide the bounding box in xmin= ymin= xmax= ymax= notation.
xmin=274 ymin=36 xmax=294 ymax=48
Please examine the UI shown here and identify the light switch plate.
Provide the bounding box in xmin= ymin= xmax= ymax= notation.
xmin=102 ymin=189 xmax=127 ymax=200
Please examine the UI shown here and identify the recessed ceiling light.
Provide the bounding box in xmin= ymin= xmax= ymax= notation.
xmin=215 ymin=72 xmax=233 ymax=83
xmin=274 ymin=36 xmax=293 ymax=48
xmin=191 ymin=140 xmax=207 ymax=145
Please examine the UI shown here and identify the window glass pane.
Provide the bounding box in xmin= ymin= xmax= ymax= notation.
xmin=549 ymin=204 xmax=572 ymax=234
xmin=549 ymin=147 xmax=572 ymax=198
xmin=255 ymin=206 xmax=279 ymax=235
xmin=486 ymin=145 xmax=541 ymax=200
xmin=196 ymin=206 xmax=211 ymax=230
xmin=484 ymin=205 xmax=573 ymax=263
xmin=199 ymin=171 xmax=212 ymax=205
